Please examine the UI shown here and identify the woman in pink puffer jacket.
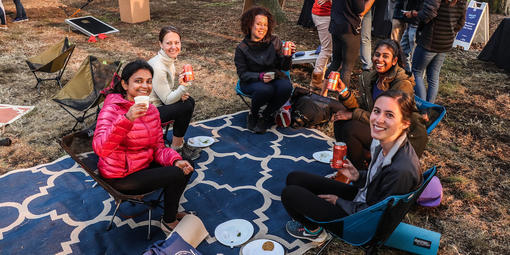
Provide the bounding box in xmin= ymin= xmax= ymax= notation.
xmin=93 ymin=60 xmax=194 ymax=234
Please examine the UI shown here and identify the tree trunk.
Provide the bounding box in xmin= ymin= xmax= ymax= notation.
xmin=242 ymin=0 xmax=287 ymax=23
xmin=483 ymin=0 xmax=510 ymax=14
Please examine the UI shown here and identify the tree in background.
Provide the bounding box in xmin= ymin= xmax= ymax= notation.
xmin=243 ymin=0 xmax=287 ymax=23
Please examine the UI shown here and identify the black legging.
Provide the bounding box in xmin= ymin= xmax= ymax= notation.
xmin=324 ymin=33 xmax=361 ymax=88
xmin=105 ymin=163 xmax=192 ymax=223
xmin=281 ymin=171 xmax=358 ymax=237
xmin=334 ymin=119 xmax=372 ymax=170
xmin=240 ymin=78 xmax=293 ymax=119
xmin=157 ymin=96 xmax=195 ymax=138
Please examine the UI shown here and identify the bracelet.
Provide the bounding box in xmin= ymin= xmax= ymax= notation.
xmin=338 ymin=87 xmax=348 ymax=95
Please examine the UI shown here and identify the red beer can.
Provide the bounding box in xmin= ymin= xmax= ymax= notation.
xmin=183 ymin=64 xmax=195 ymax=82
xmin=327 ymin=71 xmax=340 ymax=91
xmin=331 ymin=142 xmax=349 ymax=183
xmin=283 ymin=41 xmax=292 ymax=56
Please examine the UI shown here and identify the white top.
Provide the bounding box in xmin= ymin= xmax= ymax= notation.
xmin=148 ymin=49 xmax=188 ymax=106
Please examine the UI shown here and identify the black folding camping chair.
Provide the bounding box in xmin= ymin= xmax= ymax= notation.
xmin=52 ymin=56 xmax=121 ymax=131
xmin=26 ymin=37 xmax=75 ymax=92
xmin=60 ymin=132 xmax=163 ymax=240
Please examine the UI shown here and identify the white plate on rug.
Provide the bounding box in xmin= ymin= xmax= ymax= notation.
xmin=215 ymin=219 xmax=254 ymax=248
xmin=313 ymin=151 xmax=333 ymax=164
xmin=240 ymin=239 xmax=285 ymax=255
xmin=187 ymin=136 xmax=215 ymax=148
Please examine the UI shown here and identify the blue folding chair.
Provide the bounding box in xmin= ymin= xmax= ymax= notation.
xmin=235 ymin=70 xmax=291 ymax=108
xmin=310 ymin=166 xmax=440 ymax=255
xmin=414 ymin=96 xmax=446 ymax=134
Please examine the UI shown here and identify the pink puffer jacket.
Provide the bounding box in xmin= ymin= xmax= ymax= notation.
xmin=93 ymin=93 xmax=182 ymax=179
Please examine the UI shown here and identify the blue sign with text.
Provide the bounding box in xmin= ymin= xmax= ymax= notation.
xmin=455 ymin=7 xmax=483 ymax=43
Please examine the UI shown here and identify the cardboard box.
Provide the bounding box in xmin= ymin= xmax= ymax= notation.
xmin=118 ymin=0 xmax=150 ymax=23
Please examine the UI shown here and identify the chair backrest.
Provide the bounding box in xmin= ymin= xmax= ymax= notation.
xmin=52 ymin=56 xmax=121 ymax=112
xmin=27 ymin=37 xmax=75 ymax=73
xmin=414 ymin=96 xmax=446 ymax=134
xmin=59 ymin=132 xmax=146 ymax=202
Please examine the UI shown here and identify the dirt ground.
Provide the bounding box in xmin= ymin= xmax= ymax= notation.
xmin=0 ymin=0 xmax=509 ymax=254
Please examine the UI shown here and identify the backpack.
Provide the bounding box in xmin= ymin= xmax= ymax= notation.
xmin=290 ymin=87 xmax=346 ymax=128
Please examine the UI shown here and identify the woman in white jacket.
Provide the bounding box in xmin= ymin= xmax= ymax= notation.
xmin=148 ymin=26 xmax=199 ymax=160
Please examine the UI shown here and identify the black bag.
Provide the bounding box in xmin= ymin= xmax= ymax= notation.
xmin=290 ymin=87 xmax=346 ymax=128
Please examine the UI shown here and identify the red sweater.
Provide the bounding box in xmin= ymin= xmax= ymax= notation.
xmin=312 ymin=0 xmax=332 ymax=16
xmin=93 ymin=93 xmax=182 ymax=178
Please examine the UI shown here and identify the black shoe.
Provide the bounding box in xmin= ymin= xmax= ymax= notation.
xmin=176 ymin=143 xmax=202 ymax=161
xmin=254 ymin=117 xmax=271 ymax=134
xmin=247 ymin=113 xmax=258 ymax=132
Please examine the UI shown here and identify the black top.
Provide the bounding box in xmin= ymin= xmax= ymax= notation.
xmin=329 ymin=0 xmax=365 ymax=35
xmin=234 ymin=35 xmax=292 ymax=85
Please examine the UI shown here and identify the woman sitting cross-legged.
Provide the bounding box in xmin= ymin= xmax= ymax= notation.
xmin=148 ymin=26 xmax=200 ymax=160
xmin=234 ymin=7 xmax=295 ymax=134
xmin=93 ymin=60 xmax=194 ymax=235
xmin=282 ymin=90 xmax=422 ymax=242
xmin=331 ymin=39 xmax=427 ymax=170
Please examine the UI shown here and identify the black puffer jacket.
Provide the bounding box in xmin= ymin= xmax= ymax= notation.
xmin=234 ymin=35 xmax=292 ymax=85
xmin=416 ymin=0 xmax=467 ymax=52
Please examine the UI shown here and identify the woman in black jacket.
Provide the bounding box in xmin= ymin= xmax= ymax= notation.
xmin=282 ymin=90 xmax=421 ymax=242
xmin=234 ymin=7 xmax=295 ymax=134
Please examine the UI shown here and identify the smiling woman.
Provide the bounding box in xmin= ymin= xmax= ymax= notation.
xmin=330 ymin=39 xmax=428 ymax=170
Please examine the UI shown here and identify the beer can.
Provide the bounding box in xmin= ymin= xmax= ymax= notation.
xmin=183 ymin=64 xmax=194 ymax=82
xmin=283 ymin=41 xmax=292 ymax=56
xmin=327 ymin=71 xmax=340 ymax=91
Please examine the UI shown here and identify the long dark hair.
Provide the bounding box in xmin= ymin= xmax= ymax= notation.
xmin=374 ymin=90 xmax=415 ymax=132
xmin=373 ymin=39 xmax=409 ymax=75
xmin=110 ymin=60 xmax=154 ymax=96
xmin=159 ymin=26 xmax=181 ymax=42
xmin=240 ymin=6 xmax=274 ymax=41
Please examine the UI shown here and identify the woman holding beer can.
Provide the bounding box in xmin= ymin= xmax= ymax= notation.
xmin=148 ymin=26 xmax=200 ymax=160
xmin=282 ymin=90 xmax=421 ymax=242
xmin=330 ymin=39 xmax=427 ymax=170
xmin=234 ymin=7 xmax=295 ymax=134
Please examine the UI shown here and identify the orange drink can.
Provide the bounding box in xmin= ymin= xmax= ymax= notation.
xmin=283 ymin=41 xmax=293 ymax=56
xmin=327 ymin=71 xmax=340 ymax=91
xmin=183 ymin=64 xmax=195 ymax=82
xmin=331 ymin=142 xmax=349 ymax=183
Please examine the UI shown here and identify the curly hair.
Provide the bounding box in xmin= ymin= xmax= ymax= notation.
xmin=110 ymin=60 xmax=154 ymax=96
xmin=374 ymin=39 xmax=409 ymax=75
xmin=240 ymin=6 xmax=274 ymax=40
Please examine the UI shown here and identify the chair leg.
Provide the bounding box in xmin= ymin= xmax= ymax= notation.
xmin=147 ymin=209 xmax=152 ymax=240
xmin=107 ymin=201 xmax=122 ymax=231
xmin=238 ymin=95 xmax=251 ymax=108
xmin=316 ymin=236 xmax=334 ymax=255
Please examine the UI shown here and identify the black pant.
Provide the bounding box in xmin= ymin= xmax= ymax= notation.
xmin=334 ymin=119 xmax=372 ymax=170
xmin=240 ymin=78 xmax=293 ymax=119
xmin=325 ymin=33 xmax=361 ymax=88
xmin=106 ymin=163 xmax=192 ymax=222
xmin=157 ymin=96 xmax=195 ymax=138
xmin=13 ymin=0 xmax=26 ymax=19
xmin=281 ymin=171 xmax=358 ymax=237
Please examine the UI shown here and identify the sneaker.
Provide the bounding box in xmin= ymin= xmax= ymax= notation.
xmin=286 ymin=220 xmax=328 ymax=242
xmin=0 ymin=25 xmax=7 ymax=30
xmin=12 ymin=17 xmax=28 ymax=23
xmin=247 ymin=113 xmax=258 ymax=131
xmin=176 ymin=143 xmax=202 ymax=161
xmin=160 ymin=218 xmax=175 ymax=236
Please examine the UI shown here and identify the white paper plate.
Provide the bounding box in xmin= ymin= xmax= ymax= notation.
xmin=313 ymin=151 xmax=333 ymax=164
xmin=215 ymin=219 xmax=254 ymax=248
xmin=240 ymin=239 xmax=285 ymax=255
xmin=187 ymin=136 xmax=215 ymax=148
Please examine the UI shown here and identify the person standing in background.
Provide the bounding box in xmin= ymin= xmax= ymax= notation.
xmin=12 ymin=0 xmax=28 ymax=22
xmin=400 ymin=0 xmax=424 ymax=72
xmin=310 ymin=0 xmax=333 ymax=89
xmin=0 ymin=0 xmax=7 ymax=30
xmin=411 ymin=0 xmax=466 ymax=104
xmin=391 ymin=0 xmax=406 ymax=41
xmin=360 ymin=6 xmax=375 ymax=71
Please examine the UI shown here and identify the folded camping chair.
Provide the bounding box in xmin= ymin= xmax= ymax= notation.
xmin=235 ymin=70 xmax=291 ymax=108
xmin=310 ymin=166 xmax=438 ymax=255
xmin=52 ymin=56 xmax=121 ymax=131
xmin=161 ymin=120 xmax=175 ymax=143
xmin=26 ymin=37 xmax=76 ymax=92
xmin=414 ymin=96 xmax=447 ymax=134
xmin=60 ymin=132 xmax=163 ymax=240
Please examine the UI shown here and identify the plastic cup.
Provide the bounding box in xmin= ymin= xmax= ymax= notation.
xmin=134 ymin=96 xmax=150 ymax=108
xmin=266 ymin=72 xmax=275 ymax=80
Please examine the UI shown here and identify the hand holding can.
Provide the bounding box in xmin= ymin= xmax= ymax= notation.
xmin=283 ymin=41 xmax=295 ymax=56
xmin=182 ymin=64 xmax=195 ymax=82
xmin=331 ymin=142 xmax=350 ymax=184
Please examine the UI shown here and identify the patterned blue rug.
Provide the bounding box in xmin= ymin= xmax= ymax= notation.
xmin=0 ymin=111 xmax=336 ymax=255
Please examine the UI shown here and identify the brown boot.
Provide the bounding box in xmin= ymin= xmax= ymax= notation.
xmin=310 ymin=71 xmax=323 ymax=90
